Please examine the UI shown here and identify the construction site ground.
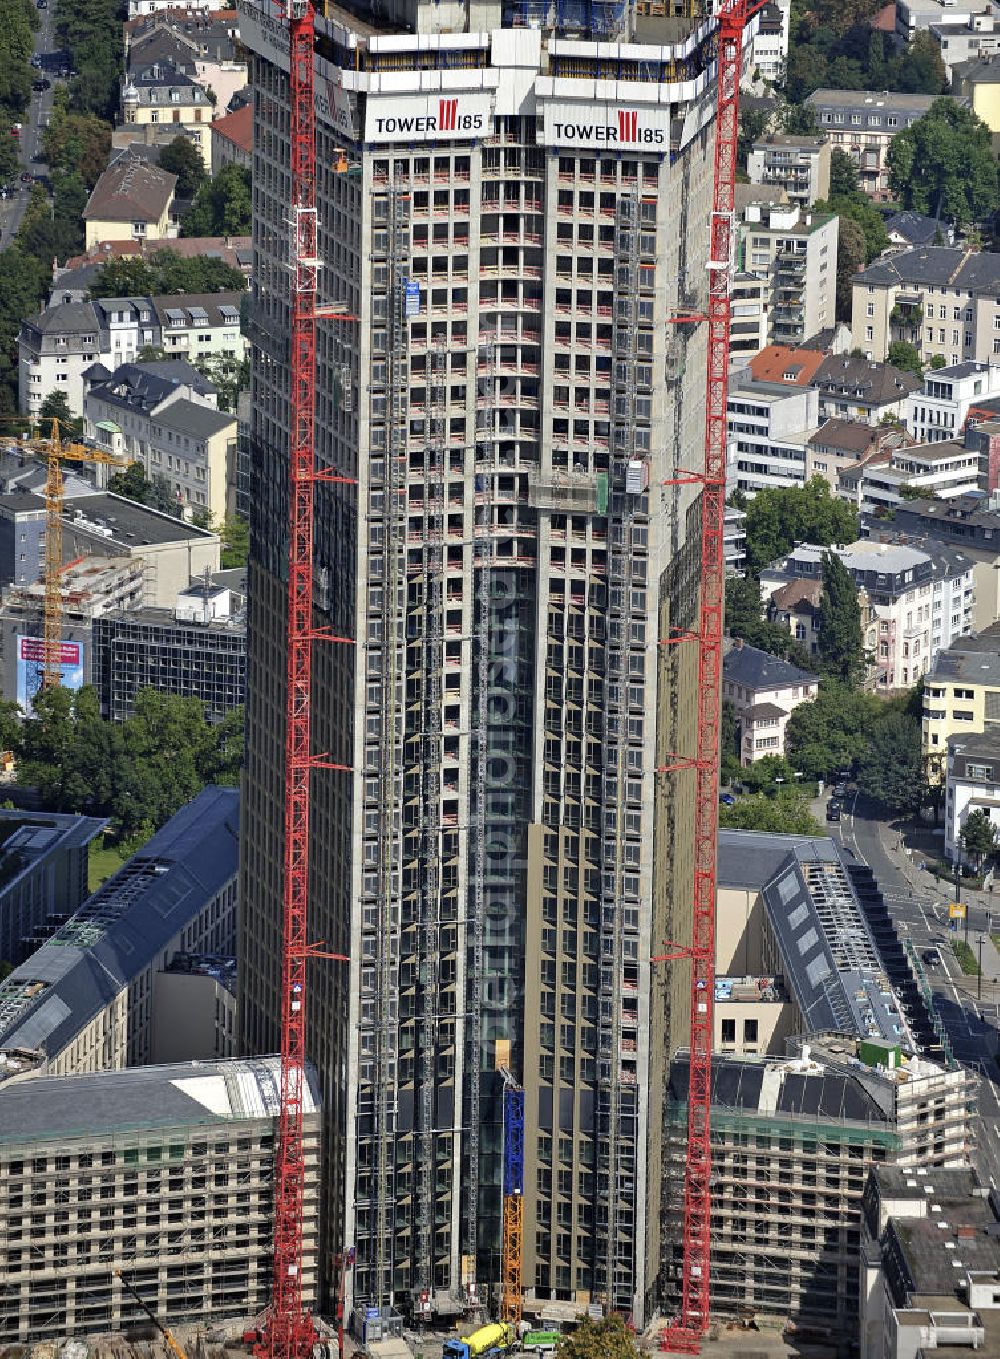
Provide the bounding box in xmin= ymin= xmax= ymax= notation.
xmin=647 ymin=1328 xmax=841 ymax=1359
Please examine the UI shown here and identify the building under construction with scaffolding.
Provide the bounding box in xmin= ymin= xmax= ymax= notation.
xmin=237 ymin=0 xmax=724 ymax=1330
xmin=662 ymin=832 xmax=974 ymax=1332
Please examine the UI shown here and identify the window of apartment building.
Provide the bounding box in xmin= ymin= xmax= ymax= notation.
xmin=867 ymin=302 xmax=874 ymax=316
xmin=866 ymin=326 xmax=873 ymax=341
xmin=721 ymin=1018 xmax=736 ymax=1044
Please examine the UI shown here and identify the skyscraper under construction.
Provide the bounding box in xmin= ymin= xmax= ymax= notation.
xmin=238 ymin=0 xmax=718 ymax=1328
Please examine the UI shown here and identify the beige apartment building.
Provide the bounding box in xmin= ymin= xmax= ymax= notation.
xmin=922 ymin=622 xmax=1000 ymax=777
xmin=852 ymin=246 xmax=1000 ymax=365
xmin=0 ymin=1056 xmax=320 ymax=1342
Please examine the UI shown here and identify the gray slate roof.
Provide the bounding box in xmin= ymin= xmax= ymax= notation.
xmin=886 ymin=211 xmax=946 ymax=246
xmin=154 ymin=397 xmax=235 ymax=440
xmin=853 ymin=246 xmax=1000 ymax=293
xmin=668 ymin=1053 xmax=889 ymax=1123
xmin=0 ymin=787 xmax=239 ymax=1062
xmin=723 ymin=641 xmax=817 ymax=692
xmin=0 ymin=1055 xmax=319 ymax=1144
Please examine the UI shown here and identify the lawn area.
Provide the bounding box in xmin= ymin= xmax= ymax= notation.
xmin=952 ymin=940 xmax=981 ymax=976
xmin=88 ymin=837 xmax=129 ymax=893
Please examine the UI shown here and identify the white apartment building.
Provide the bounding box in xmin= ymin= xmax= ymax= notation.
xmin=727 ymin=379 xmax=819 ymax=495
xmin=746 ymin=135 xmax=831 ymax=210
xmin=943 ymin=729 xmax=1000 ymax=864
xmin=896 ymin=0 xmax=999 ymax=43
xmin=739 ymin=200 xmax=838 ymax=346
xmin=239 ymin=0 xmax=719 ymax=1328
xmin=151 ymin=292 xmax=245 ymax=362
xmin=858 ymin=434 xmax=985 ymax=515
xmin=904 ymin=360 xmax=1000 ymax=443
xmin=749 ymin=0 xmax=791 ymax=83
xmin=18 ymin=298 xmax=161 ymax=418
xmin=722 ymin=640 xmax=819 ymax=763
xmin=761 ymin=540 xmax=975 ymax=689
xmin=931 ymin=11 xmax=1000 ymax=74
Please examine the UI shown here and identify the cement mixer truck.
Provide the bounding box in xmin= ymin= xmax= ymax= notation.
xmin=442 ymin=1322 xmax=517 ymax=1359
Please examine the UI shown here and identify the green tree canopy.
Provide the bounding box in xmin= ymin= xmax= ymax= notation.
xmin=0 ymin=0 xmax=37 ymax=121
xmin=856 ymin=710 xmax=926 ymax=814
xmin=743 ymin=477 xmax=859 ymax=578
xmin=814 ymin=191 xmax=888 ymax=264
xmin=158 ymin=136 xmax=207 ymax=199
xmin=719 ymin=791 xmax=823 ymax=835
xmin=109 ymin=461 xmax=181 ymax=517
xmin=888 ymin=99 xmax=999 ymax=228
xmin=0 ymin=246 xmax=49 ymax=411
xmin=182 ymin=163 xmax=252 ymax=237
xmin=887 ymin=340 xmax=923 ymax=377
xmin=55 ymin=0 xmax=124 ymax=120
xmin=785 ymin=681 xmax=882 ymax=781
xmin=90 ymin=249 xmax=247 ymax=300
xmin=221 ymin=514 xmax=249 ymax=568
xmin=834 ymin=214 xmax=868 ymax=321
xmin=829 ymin=148 xmax=860 ymax=198
xmin=960 ymin=807 xmax=997 ymax=870
xmin=39 ymin=389 xmax=82 ymax=436
xmin=559 ymin=1317 xmax=640 ymax=1359
xmin=818 ymin=550 xmax=864 ymax=685
xmin=41 ymin=108 xmax=111 ymax=189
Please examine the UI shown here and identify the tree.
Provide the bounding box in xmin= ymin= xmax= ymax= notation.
xmin=815 ymin=192 xmax=889 ymax=264
xmin=719 ymin=791 xmax=823 ymax=835
xmin=834 ymin=215 xmax=867 ymax=321
xmin=738 ymin=107 xmax=769 ymax=171
xmin=742 ymin=477 xmax=858 ymax=578
xmin=39 ymin=390 xmax=74 ymax=427
xmin=182 ymin=163 xmax=252 ymax=237
xmin=785 ymin=681 xmax=882 ymax=781
xmin=856 ymin=711 xmax=926 ymax=814
xmin=0 ymin=245 xmax=49 ymax=410
xmin=221 ymin=514 xmax=249 ymax=568
xmin=888 ymin=99 xmax=998 ymax=228
xmin=55 ymin=0 xmax=124 ymax=120
xmin=158 ymin=136 xmax=206 ymax=199
xmin=888 ymin=31 xmax=948 ymax=95
xmin=960 ymin=807 xmax=997 ymax=872
xmin=41 ymin=110 xmax=111 ymax=189
xmin=91 ymin=255 xmax=156 ymax=299
xmin=725 ymin=576 xmax=818 ymax=670
xmin=559 ymin=1317 xmax=639 ymax=1359
xmin=887 ymin=341 xmax=923 ymax=378
xmin=829 ymin=148 xmax=860 ymax=199
xmin=817 ymin=550 xmax=864 ymax=685
xmin=90 ymin=249 xmax=247 ymax=300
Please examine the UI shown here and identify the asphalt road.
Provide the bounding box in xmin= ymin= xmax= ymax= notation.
xmin=0 ymin=2 xmax=60 ymax=245
xmin=836 ymin=790 xmax=1000 ymax=1187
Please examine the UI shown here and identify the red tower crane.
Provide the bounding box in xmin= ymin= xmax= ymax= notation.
xmin=657 ymin=0 xmax=760 ymax=1351
xmin=259 ymin=3 xmax=353 ymax=1358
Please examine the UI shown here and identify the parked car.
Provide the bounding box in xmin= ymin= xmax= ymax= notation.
xmin=833 ymin=782 xmax=847 ymax=798
xmin=719 ymin=792 xmax=736 ymax=806
xmin=922 ymin=949 xmax=941 ymax=967
xmin=826 ymin=800 xmax=842 ymax=822
xmin=20 ymin=171 xmax=33 ymax=183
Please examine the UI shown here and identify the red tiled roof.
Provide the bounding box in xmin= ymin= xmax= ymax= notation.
xmin=748 ymin=344 xmax=827 ymax=387
xmin=211 ymin=103 xmax=252 ymax=154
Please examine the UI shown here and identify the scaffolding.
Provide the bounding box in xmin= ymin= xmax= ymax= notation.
xmin=412 ymin=333 xmax=449 ymax=1297
xmin=596 ymin=189 xmax=642 ymax=1314
xmin=370 ymin=181 xmax=410 ymax=1309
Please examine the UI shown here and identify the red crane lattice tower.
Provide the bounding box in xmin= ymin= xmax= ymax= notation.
xmin=659 ymin=0 xmax=757 ymax=1351
xmin=260 ymin=3 xmax=351 ymax=1357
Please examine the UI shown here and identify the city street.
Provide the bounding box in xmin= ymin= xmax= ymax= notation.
xmin=835 ymin=790 xmax=1000 ymax=1186
xmin=0 ymin=1 xmax=60 ymax=245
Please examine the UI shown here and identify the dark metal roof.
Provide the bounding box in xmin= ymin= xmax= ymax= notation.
xmin=722 ymin=641 xmax=816 ymax=691
xmin=669 ymin=1053 xmax=890 ymax=1124
xmin=0 ymin=787 xmax=239 ymax=1061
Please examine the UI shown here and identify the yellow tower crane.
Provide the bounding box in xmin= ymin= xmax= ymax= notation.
xmin=0 ymin=417 xmax=130 ymax=690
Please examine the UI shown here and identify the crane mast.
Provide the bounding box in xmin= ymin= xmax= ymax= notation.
xmin=262 ymin=2 xmax=323 ymax=1356
xmin=660 ymin=0 xmax=753 ymax=1350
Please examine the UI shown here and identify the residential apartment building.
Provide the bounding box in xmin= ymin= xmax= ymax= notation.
xmin=931 ymin=11 xmax=1000 ymax=74
xmin=886 ymin=211 xmax=952 ymax=251
xmin=749 ymin=0 xmax=791 ymax=83
xmin=82 ymin=149 xmax=178 ymax=251
xmin=953 ymin=51 xmax=1000 ymax=131
xmin=0 ymin=492 xmax=47 ymax=588
xmin=806 ymin=417 xmax=895 ymax=491
xmin=727 ymin=379 xmax=819 ymax=495
xmin=211 ymin=103 xmax=253 ymax=175
xmin=855 ymin=431 xmax=988 ymax=515
xmin=904 ymin=360 xmax=1000 ymax=443
xmin=93 ymin=594 xmax=246 ymax=722
xmin=852 ymin=246 xmax=1000 ymax=366
xmin=805 ymin=90 xmax=950 ymax=200
xmin=879 ymin=494 xmax=1000 ymax=628
xmin=0 ymin=1056 xmax=320 ymax=1343
xmin=0 ymin=786 xmax=238 ymax=1076
xmin=747 ymin=346 xmax=919 ymax=422
xmin=922 ymin=622 xmax=1000 ymax=776
xmin=943 ymin=729 xmax=1000 ymax=864
xmin=125 ymin=9 xmax=248 ymax=111
xmin=121 ymin=61 xmax=216 ymax=170
xmin=664 ymin=829 xmax=972 ymax=1330
xmin=18 ymin=297 xmax=162 ymax=417
xmin=0 ymin=811 xmax=104 ymax=971
xmin=721 ymin=640 xmax=819 ymax=762
xmin=151 ymin=292 xmax=245 ymax=362
xmin=729 ymin=272 xmax=769 ymax=364
xmin=239 ymin=0 xmax=718 ymax=1328
xmin=739 ymin=201 xmax=838 ymax=346
xmin=746 ymin=135 xmax=831 ymax=210
xmin=860 ymin=1167 xmax=1000 ymax=1359
xmin=761 ymin=539 xmax=974 ymax=689
xmin=896 ymin=0 xmax=998 ymax=43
